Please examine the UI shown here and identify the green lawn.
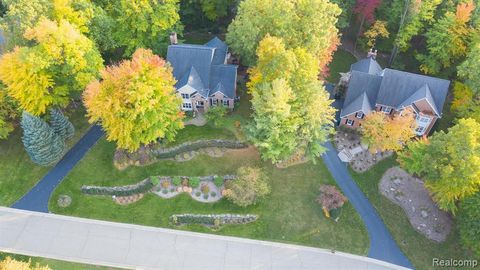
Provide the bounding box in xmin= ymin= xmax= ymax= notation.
xmin=0 ymin=107 xmax=91 ymax=206
xmin=350 ymin=157 xmax=476 ymax=270
xmin=326 ymin=49 xmax=357 ymax=84
xmin=164 ymin=124 xmax=236 ymax=147
xmin=49 ymin=123 xmax=368 ymax=255
xmin=0 ymin=252 xmax=117 ymax=270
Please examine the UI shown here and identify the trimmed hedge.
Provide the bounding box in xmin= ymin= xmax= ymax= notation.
xmin=170 ymin=214 xmax=257 ymax=227
xmin=152 ymin=139 xmax=248 ymax=159
xmin=81 ymin=178 xmax=154 ymax=196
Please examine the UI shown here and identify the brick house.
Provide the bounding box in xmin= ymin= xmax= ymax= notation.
xmin=166 ymin=37 xmax=238 ymax=112
xmin=339 ymin=55 xmax=450 ymax=136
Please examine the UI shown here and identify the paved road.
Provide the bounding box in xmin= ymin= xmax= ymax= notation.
xmin=12 ymin=125 xmax=104 ymax=212
xmin=321 ymin=142 xmax=414 ymax=269
xmin=0 ymin=207 xmax=411 ymax=270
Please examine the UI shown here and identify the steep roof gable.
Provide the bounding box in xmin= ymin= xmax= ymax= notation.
xmin=376 ymin=69 xmax=449 ymax=115
xmin=350 ymin=57 xmax=383 ymax=75
xmin=397 ymin=84 xmax=440 ymax=116
xmin=205 ymin=37 xmax=228 ymax=65
xmin=209 ymin=64 xmax=238 ymax=99
xmin=167 ymin=44 xmax=214 ymax=89
xmin=177 ymin=66 xmax=205 ymax=93
xmin=340 ymin=71 xmax=382 ymax=117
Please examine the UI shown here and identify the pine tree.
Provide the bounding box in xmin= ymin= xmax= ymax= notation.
xmin=21 ymin=111 xmax=65 ymax=166
xmin=50 ymin=108 xmax=74 ymax=141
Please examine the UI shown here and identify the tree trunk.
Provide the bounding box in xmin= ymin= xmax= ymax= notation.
xmin=354 ymin=14 xmax=366 ymax=55
xmin=389 ymin=0 xmax=410 ymax=67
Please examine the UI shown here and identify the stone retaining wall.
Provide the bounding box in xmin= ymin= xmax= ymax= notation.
xmin=171 ymin=214 xmax=258 ymax=227
xmin=81 ymin=178 xmax=153 ymax=196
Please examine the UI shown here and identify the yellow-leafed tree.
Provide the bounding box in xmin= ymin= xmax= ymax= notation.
xmin=0 ymin=19 xmax=103 ymax=115
xmin=360 ymin=111 xmax=416 ymax=152
xmin=0 ymin=256 xmax=51 ymax=270
xmin=83 ymin=48 xmax=184 ymax=152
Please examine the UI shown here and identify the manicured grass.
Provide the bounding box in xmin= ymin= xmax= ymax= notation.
xmin=164 ymin=124 xmax=236 ymax=147
xmin=50 ymin=126 xmax=369 ymax=255
xmin=326 ymin=49 xmax=357 ymax=84
xmin=0 ymin=107 xmax=90 ymax=206
xmin=350 ymin=157 xmax=476 ymax=269
xmin=0 ymin=252 xmax=117 ymax=270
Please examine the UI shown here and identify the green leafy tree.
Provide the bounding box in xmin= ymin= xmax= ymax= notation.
xmin=398 ymin=118 xmax=480 ymax=213
xmin=21 ymin=111 xmax=65 ymax=166
xmin=50 ymin=108 xmax=74 ymax=141
xmin=224 ymin=166 xmax=270 ymax=207
xmin=458 ymin=192 xmax=480 ymax=257
xmin=205 ymin=105 xmax=227 ymax=127
xmin=331 ymin=0 xmax=356 ymax=29
xmin=417 ymin=1 xmax=475 ymax=74
xmin=458 ymin=40 xmax=480 ymax=93
xmin=83 ymin=48 xmax=184 ymax=152
xmin=0 ymin=0 xmax=53 ymax=50
xmin=0 ymin=85 xmax=18 ymax=139
xmin=0 ymin=19 xmax=103 ymax=115
xmin=226 ymin=0 xmax=341 ymax=67
xmin=247 ymin=36 xmax=336 ymax=163
xmin=109 ymin=0 xmax=183 ymax=56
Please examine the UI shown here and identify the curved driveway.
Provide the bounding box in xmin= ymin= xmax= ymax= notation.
xmin=322 ymin=142 xmax=413 ymax=269
xmin=12 ymin=125 xmax=104 ymax=212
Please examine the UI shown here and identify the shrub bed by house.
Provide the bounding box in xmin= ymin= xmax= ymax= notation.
xmin=81 ymin=178 xmax=154 ymax=196
xmin=170 ymin=214 xmax=258 ymax=228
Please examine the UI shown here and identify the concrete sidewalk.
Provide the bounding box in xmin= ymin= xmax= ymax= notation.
xmin=0 ymin=207 xmax=411 ymax=270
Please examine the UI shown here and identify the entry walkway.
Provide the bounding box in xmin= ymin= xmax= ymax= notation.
xmin=0 ymin=207 xmax=410 ymax=270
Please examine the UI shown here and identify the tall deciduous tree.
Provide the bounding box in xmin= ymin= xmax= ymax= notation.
xmin=83 ymin=48 xmax=184 ymax=152
xmin=21 ymin=111 xmax=65 ymax=166
xmin=417 ymin=1 xmax=475 ymax=74
xmin=247 ymin=36 xmax=336 ymax=163
xmin=360 ymin=111 xmax=416 ymax=152
xmin=458 ymin=40 xmax=480 ymax=93
xmin=398 ymin=118 xmax=480 ymax=213
xmin=226 ymin=0 xmax=340 ymax=68
xmin=0 ymin=19 xmax=103 ymax=115
xmin=363 ymin=20 xmax=389 ymax=48
xmin=109 ymin=0 xmax=182 ymax=56
xmin=0 ymin=85 xmax=17 ymax=139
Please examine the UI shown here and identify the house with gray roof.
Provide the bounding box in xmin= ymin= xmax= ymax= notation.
xmin=340 ymin=56 xmax=450 ymax=136
xmin=166 ymin=37 xmax=238 ymax=112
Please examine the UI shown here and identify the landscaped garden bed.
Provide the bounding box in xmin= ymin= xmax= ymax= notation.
xmin=171 ymin=213 xmax=258 ymax=228
xmin=379 ymin=167 xmax=452 ymax=242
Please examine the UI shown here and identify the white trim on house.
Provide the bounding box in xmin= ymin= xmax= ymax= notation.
xmin=346 ymin=119 xmax=355 ymax=126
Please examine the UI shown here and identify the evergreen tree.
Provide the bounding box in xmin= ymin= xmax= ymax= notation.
xmin=50 ymin=108 xmax=75 ymax=141
xmin=21 ymin=111 xmax=65 ymax=166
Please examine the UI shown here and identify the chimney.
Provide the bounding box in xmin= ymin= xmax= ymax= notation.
xmin=367 ymin=48 xmax=377 ymax=59
xmin=169 ymin=32 xmax=178 ymax=45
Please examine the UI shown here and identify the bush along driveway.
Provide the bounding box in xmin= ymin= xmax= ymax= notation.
xmin=12 ymin=125 xmax=104 ymax=212
xmin=321 ymin=142 xmax=414 ymax=269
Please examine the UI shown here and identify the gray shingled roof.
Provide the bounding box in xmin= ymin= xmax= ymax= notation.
xmin=340 ymin=71 xmax=382 ymax=117
xmin=376 ymin=69 xmax=449 ymax=116
xmin=166 ymin=37 xmax=237 ymax=99
xmin=205 ymin=37 xmax=228 ymax=65
xmin=397 ymin=84 xmax=440 ymax=115
xmin=167 ymin=44 xmax=214 ymax=90
xmin=210 ymin=65 xmax=238 ymax=99
xmin=350 ymin=57 xmax=382 ymax=75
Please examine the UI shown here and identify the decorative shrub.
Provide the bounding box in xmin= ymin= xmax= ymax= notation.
xmin=211 ymin=192 xmax=217 ymax=197
xmin=195 ymin=191 xmax=201 ymax=197
xmin=170 ymin=214 xmax=257 ymax=227
xmin=205 ymin=105 xmax=227 ymax=126
xmin=162 ymin=189 xmax=168 ymax=194
xmin=81 ymin=178 xmax=153 ymax=196
xmin=189 ymin=177 xmax=200 ymax=188
xmin=161 ymin=180 xmax=170 ymax=189
xmin=223 ymin=166 xmax=270 ymax=207
xmin=201 ymin=183 xmax=210 ymax=194
xmin=150 ymin=176 xmax=160 ymax=186
xmin=203 ymin=194 xmax=209 ymax=199
xmin=316 ymin=184 xmax=347 ymax=211
xmin=170 ymin=188 xmax=175 ymax=192
xmin=172 ymin=176 xmax=182 ymax=186
xmin=214 ymin=176 xmax=223 ymax=187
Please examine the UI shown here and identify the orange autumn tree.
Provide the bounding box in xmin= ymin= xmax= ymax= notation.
xmin=83 ymin=48 xmax=184 ymax=152
xmin=360 ymin=111 xmax=416 ymax=152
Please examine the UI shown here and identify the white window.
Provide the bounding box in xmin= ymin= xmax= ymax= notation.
xmin=346 ymin=119 xmax=354 ymax=126
xmin=355 ymin=112 xmax=364 ymax=119
xmin=182 ymin=103 xmax=192 ymax=109
xmin=181 ymin=93 xmax=190 ymax=99
xmin=381 ymin=106 xmax=392 ymax=113
xmin=416 ymin=115 xmax=430 ymax=123
xmin=223 ymin=100 xmax=229 ymax=106
xmin=415 ymin=126 xmax=425 ymax=134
